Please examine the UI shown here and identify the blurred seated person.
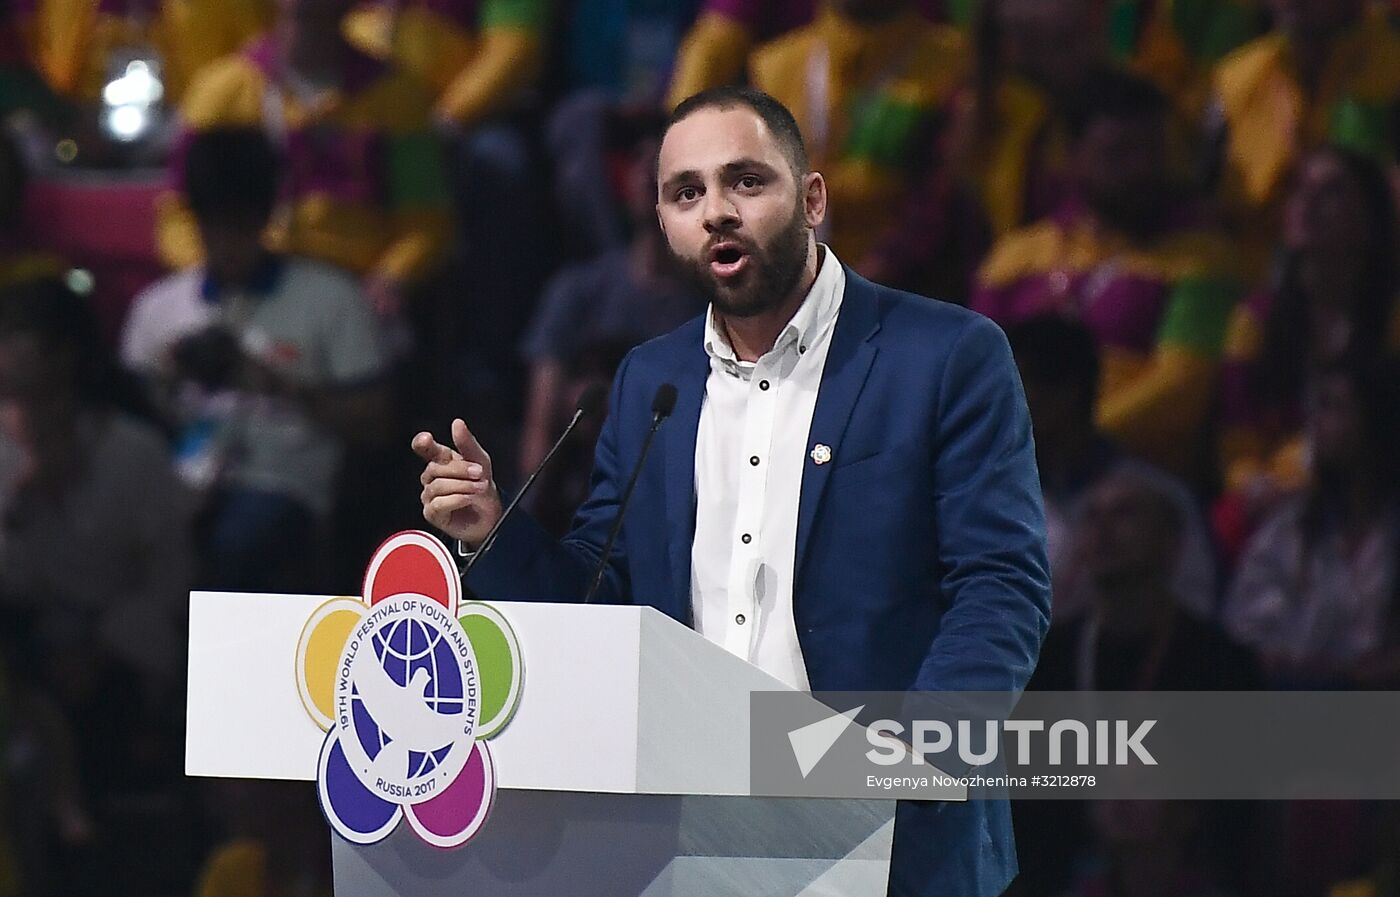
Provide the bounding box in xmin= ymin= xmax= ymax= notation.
xmin=1007 ymin=315 xmax=1217 ymax=622
xmin=1215 ymin=145 xmax=1400 ymax=561
xmin=0 ymin=277 xmax=191 ymax=789
xmin=946 ymin=0 xmax=1110 ymax=239
xmin=1034 ymin=468 xmax=1260 ymax=691
xmin=13 ymin=0 xmax=271 ymax=103
xmin=1207 ymin=0 xmax=1400 ymax=266
xmin=155 ymin=0 xmax=453 ymax=319
xmin=973 ymin=69 xmax=1241 ymax=477
xmin=547 ymin=8 xmax=700 ymax=259
xmin=665 ymin=0 xmax=947 ymax=110
xmin=123 ymin=127 xmax=390 ymax=592
xmin=1014 ymin=468 xmax=1257 ymax=897
xmin=547 ymin=101 xmax=664 ymax=259
xmin=1223 ymin=360 xmax=1400 ymax=688
xmin=341 ymin=0 xmax=546 ymax=129
xmin=747 ymin=0 xmax=969 ymax=265
xmin=519 ymin=126 xmax=703 ymax=533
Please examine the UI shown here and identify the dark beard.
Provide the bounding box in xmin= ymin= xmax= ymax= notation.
xmin=673 ymin=203 xmax=811 ymax=319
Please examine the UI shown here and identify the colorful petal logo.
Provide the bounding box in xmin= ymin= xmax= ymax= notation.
xmin=295 ymin=530 xmax=523 ymax=848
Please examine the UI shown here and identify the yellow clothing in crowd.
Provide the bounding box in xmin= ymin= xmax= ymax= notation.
xmin=974 ymin=206 xmax=1241 ymax=475
xmin=667 ymin=9 xmax=754 ymax=109
xmin=156 ymin=37 xmax=452 ymax=283
xmin=16 ymin=0 xmax=270 ymax=102
xmin=954 ymin=76 xmax=1070 ymax=239
xmin=1212 ymin=10 xmax=1400 ymax=228
xmin=749 ymin=5 xmax=967 ymax=263
xmin=341 ymin=0 xmax=547 ymax=127
xmin=1126 ymin=0 xmax=1263 ymax=122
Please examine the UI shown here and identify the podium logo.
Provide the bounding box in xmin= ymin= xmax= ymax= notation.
xmin=295 ymin=531 xmax=524 ymax=848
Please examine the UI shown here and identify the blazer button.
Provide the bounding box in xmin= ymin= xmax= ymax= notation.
xmin=741 ymin=533 xmax=752 ymax=544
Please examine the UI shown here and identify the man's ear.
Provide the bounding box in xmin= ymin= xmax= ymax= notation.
xmin=655 ymin=204 xmax=666 ymax=236
xmin=802 ymin=171 xmax=827 ymax=229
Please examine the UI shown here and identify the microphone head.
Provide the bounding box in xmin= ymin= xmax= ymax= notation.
xmin=652 ymin=383 xmax=678 ymax=419
xmin=576 ymin=383 xmax=607 ymax=419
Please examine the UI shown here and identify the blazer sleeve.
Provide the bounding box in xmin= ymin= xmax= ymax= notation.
xmin=915 ymin=314 xmax=1052 ymax=696
xmin=462 ymin=352 xmax=636 ymax=604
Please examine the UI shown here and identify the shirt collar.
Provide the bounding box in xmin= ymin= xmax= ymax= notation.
xmin=703 ymin=244 xmax=845 ymax=368
xmin=200 ymin=253 xmax=286 ymax=304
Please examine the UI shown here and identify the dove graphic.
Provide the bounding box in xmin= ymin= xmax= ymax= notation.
xmin=355 ymin=646 xmax=470 ymax=780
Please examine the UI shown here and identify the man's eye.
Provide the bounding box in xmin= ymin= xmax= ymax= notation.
xmin=738 ymin=175 xmax=762 ymax=190
xmin=676 ymin=187 xmax=699 ymax=202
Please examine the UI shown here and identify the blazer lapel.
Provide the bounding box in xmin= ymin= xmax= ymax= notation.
xmin=794 ymin=269 xmax=882 ymax=580
xmin=662 ymin=335 xmax=709 ymax=619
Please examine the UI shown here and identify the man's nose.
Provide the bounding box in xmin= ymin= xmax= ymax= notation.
xmin=702 ymin=190 xmax=740 ymax=233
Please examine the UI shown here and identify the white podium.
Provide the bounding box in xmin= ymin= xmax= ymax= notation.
xmin=186 ymin=593 xmax=906 ymax=896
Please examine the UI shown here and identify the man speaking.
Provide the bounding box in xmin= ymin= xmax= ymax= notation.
xmin=414 ymin=87 xmax=1051 ymax=897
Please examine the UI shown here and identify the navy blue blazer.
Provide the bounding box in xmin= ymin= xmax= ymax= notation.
xmin=471 ymin=267 xmax=1052 ymax=897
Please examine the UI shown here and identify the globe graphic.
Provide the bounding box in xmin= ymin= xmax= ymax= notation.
xmin=350 ymin=615 xmax=466 ymax=779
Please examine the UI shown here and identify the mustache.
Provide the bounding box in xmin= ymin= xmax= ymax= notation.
xmin=703 ymin=234 xmax=759 ymax=256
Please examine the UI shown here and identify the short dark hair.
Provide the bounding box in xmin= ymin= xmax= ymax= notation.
xmin=183 ymin=126 xmax=280 ymax=226
xmin=1063 ymin=68 xmax=1169 ymax=141
xmin=1005 ymin=314 xmax=1101 ymax=411
xmin=665 ymin=86 xmax=810 ymax=176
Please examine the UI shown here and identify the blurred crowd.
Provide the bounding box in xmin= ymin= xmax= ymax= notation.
xmin=0 ymin=0 xmax=1398 ymax=894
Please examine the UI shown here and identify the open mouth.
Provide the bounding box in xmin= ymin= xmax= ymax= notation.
xmin=709 ymin=244 xmax=750 ymax=278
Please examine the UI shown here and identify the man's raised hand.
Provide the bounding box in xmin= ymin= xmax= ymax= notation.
xmin=412 ymin=418 xmax=503 ymax=547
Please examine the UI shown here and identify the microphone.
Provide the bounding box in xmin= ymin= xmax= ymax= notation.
xmin=583 ymin=383 xmax=677 ymax=604
xmin=460 ymin=383 xmax=607 ymax=583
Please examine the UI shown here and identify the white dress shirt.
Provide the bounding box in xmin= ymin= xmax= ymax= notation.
xmin=690 ymin=245 xmax=846 ymax=692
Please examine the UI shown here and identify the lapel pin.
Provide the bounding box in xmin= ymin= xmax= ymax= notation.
xmin=810 ymin=443 xmax=832 ymax=465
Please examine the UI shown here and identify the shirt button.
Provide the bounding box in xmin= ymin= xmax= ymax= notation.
xmin=799 ymin=344 xmax=807 ymax=354
xmin=759 ymin=379 xmax=770 ymax=391
xmin=735 ymin=614 xmax=746 ymax=625
xmin=741 ymin=533 xmax=752 ymax=544
xmin=749 ymin=455 xmax=760 ymax=466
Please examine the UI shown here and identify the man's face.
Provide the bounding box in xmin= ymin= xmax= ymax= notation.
xmin=655 ymin=106 xmax=822 ymax=318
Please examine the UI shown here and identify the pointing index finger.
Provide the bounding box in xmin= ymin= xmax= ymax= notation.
xmin=411 ymin=430 xmax=456 ymax=464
